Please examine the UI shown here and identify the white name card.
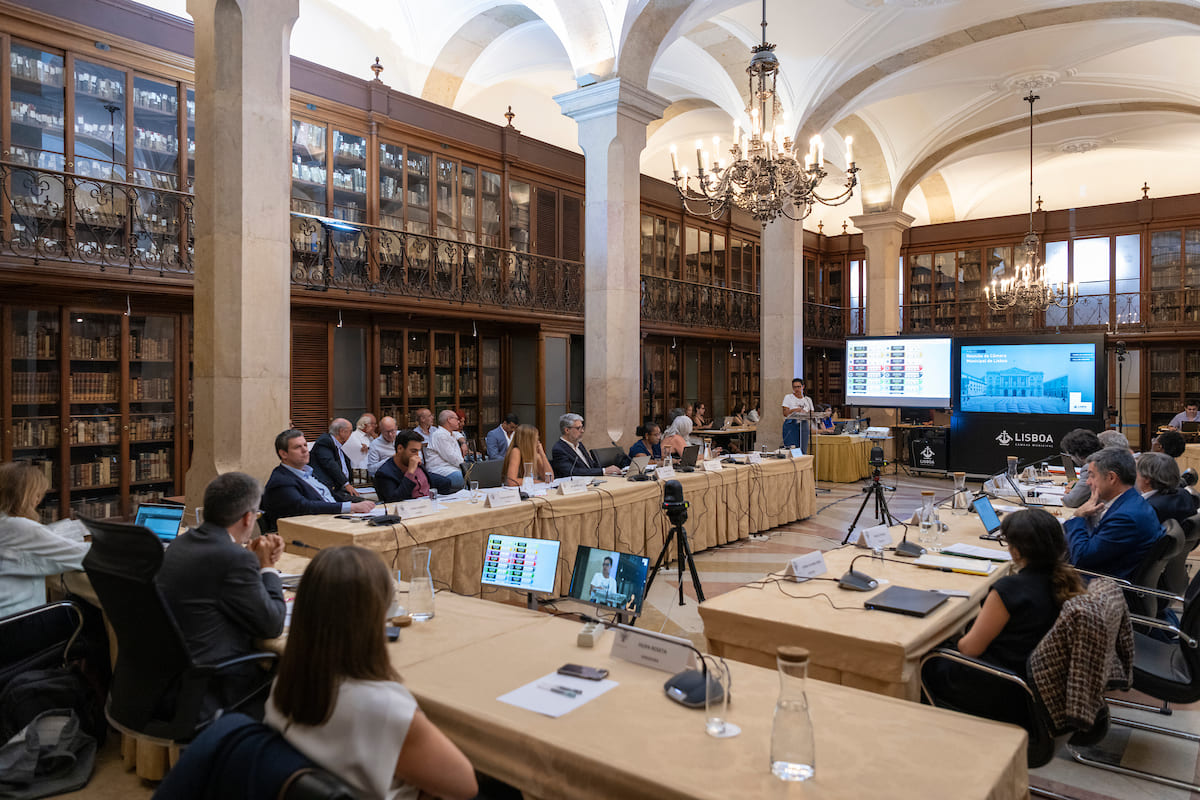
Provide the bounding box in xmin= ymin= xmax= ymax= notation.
xmin=701 ymin=459 xmax=723 ymax=472
xmin=858 ymin=524 xmax=893 ymax=550
xmin=656 ymin=465 xmax=676 ymax=479
xmin=610 ymin=625 xmax=694 ymax=674
xmin=398 ymin=497 xmax=433 ymax=519
xmin=486 ymin=487 xmax=522 ymax=508
xmin=790 ymin=447 xmax=805 ymax=458
xmin=558 ymin=478 xmax=587 ymax=496
xmin=748 ymin=452 xmax=763 ymax=464
xmin=785 ymin=550 xmax=828 ymax=580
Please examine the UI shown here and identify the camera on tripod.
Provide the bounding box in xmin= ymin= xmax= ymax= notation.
xmin=868 ymin=445 xmax=888 ymax=469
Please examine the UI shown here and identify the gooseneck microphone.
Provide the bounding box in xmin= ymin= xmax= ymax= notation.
xmin=291 ymin=539 xmax=322 ymax=552
xmin=837 ymin=552 xmax=928 ymax=592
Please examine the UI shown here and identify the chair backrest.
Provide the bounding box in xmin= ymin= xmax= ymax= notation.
xmin=591 ymin=446 xmax=623 ymax=469
xmin=1159 ymin=513 xmax=1200 ymax=603
xmin=1128 ymin=520 xmax=1184 ymax=616
xmin=0 ymin=601 xmax=84 ymax=693
xmin=79 ymin=516 xmax=197 ymax=737
xmin=464 ymin=458 xmax=504 ymax=489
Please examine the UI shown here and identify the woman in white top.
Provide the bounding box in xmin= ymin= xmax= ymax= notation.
xmin=266 ymin=546 xmax=477 ymax=800
xmin=0 ymin=461 xmax=90 ymax=618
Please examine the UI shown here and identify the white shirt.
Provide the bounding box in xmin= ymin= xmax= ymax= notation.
xmin=365 ymin=436 xmax=397 ymax=477
xmin=267 ymin=679 xmax=418 ymax=800
xmin=590 ymin=572 xmax=618 ymax=596
xmin=0 ymin=513 xmax=90 ymax=618
xmin=413 ymin=425 xmax=434 ymax=446
xmin=343 ymin=430 xmax=373 ymax=470
xmin=424 ymin=425 xmax=465 ymax=477
xmin=783 ymin=393 xmax=814 ymax=417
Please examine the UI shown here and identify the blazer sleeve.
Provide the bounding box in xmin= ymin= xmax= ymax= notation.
xmin=216 ymin=546 xmax=287 ymax=641
xmin=486 ymin=428 xmax=507 ymax=460
xmin=550 ymin=440 xmax=601 ymax=477
xmin=374 ymin=463 xmax=402 ymax=503
xmin=1064 ymin=509 xmax=1145 ymax=578
xmin=311 ymin=436 xmax=348 ymax=491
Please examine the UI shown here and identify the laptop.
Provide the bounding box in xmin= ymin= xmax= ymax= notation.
xmin=864 ymin=585 xmax=949 ymax=617
xmin=722 ymin=416 xmax=735 ymax=429
xmin=679 ymin=444 xmax=701 ymax=469
xmin=1060 ymin=454 xmax=1078 ymax=482
xmin=1184 ymin=421 xmax=1200 ymax=433
xmin=133 ymin=503 xmax=187 ymax=544
xmin=626 ymin=454 xmax=652 ymax=477
xmin=971 ymin=495 xmax=1003 ymax=539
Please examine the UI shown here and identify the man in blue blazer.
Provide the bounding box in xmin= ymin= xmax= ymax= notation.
xmin=375 ymin=431 xmax=433 ymax=503
xmin=261 ymin=429 xmax=374 ymax=531
xmin=486 ymin=413 xmax=519 ymax=460
xmin=310 ymin=418 xmax=360 ymax=502
xmin=1064 ymin=446 xmax=1164 ymax=581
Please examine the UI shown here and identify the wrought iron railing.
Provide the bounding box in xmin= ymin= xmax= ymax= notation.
xmin=289 ymin=214 xmax=584 ymax=315
xmin=901 ymin=291 xmax=1158 ymax=334
xmin=639 ymin=275 xmax=760 ymax=333
xmin=804 ymin=302 xmax=846 ymax=340
xmin=0 ymin=159 xmax=193 ymax=275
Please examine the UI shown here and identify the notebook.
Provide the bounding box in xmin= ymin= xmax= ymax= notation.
xmin=913 ymin=553 xmax=997 ymax=576
xmin=863 ymin=585 xmax=949 ymax=617
xmin=133 ymin=503 xmax=187 ymax=544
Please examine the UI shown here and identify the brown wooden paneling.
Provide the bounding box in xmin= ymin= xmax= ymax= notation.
xmin=561 ymin=194 xmax=582 ymax=263
xmin=290 ymin=320 xmax=330 ymax=441
xmin=535 ymin=186 xmax=557 ymax=257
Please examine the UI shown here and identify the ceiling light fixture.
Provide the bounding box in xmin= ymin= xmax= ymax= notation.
xmin=984 ymin=93 xmax=1078 ymax=315
xmin=669 ymin=0 xmax=859 ymax=225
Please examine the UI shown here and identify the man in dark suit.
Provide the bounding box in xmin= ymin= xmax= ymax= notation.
xmin=156 ymin=472 xmax=286 ymax=720
xmin=310 ymin=418 xmax=360 ymax=502
xmin=551 ymin=412 xmax=621 ymax=479
xmin=261 ymin=429 xmax=374 ymax=531
xmin=375 ymin=431 xmax=432 ymax=503
xmin=486 ymin=413 xmax=519 ymax=460
xmin=1137 ymin=451 xmax=1200 ymax=524
xmin=1065 ymin=447 xmax=1164 ymax=581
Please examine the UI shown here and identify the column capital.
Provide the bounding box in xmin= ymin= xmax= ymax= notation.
xmin=850 ymin=210 xmax=915 ymax=234
xmin=554 ymin=78 xmax=669 ymax=126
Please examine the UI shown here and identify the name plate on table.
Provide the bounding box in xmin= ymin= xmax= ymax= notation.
xmin=748 ymin=452 xmax=763 ymax=464
xmin=656 ymin=465 xmax=676 ymax=479
xmin=398 ymin=497 xmax=433 ymax=519
xmin=486 ymin=487 xmax=522 ymax=508
xmin=701 ymin=459 xmax=723 ymax=472
xmin=785 ymin=550 xmax=828 ymax=580
xmin=610 ymin=624 xmax=694 ymax=674
xmin=856 ymin=524 xmax=893 ymax=550
xmin=790 ymin=447 xmax=805 ymax=458
xmin=558 ymin=478 xmax=587 ymax=496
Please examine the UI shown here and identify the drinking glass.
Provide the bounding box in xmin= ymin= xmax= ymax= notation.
xmin=469 ymin=481 xmax=480 ymax=503
xmin=429 ymin=488 xmax=438 ymax=508
xmin=523 ymin=462 xmax=534 ymax=491
xmin=703 ymin=655 xmax=740 ymax=738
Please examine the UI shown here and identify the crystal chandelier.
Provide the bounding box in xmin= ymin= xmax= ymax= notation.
xmin=668 ymin=0 xmax=859 ymax=226
xmin=985 ymin=93 xmax=1078 ymax=314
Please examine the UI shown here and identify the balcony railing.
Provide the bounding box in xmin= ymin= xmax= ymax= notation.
xmin=639 ymin=275 xmax=760 ymax=333
xmin=0 ymin=160 xmax=193 ymax=275
xmin=901 ymin=291 xmax=1159 ymax=334
xmin=804 ymin=302 xmax=846 ymax=340
xmin=290 ymin=215 xmax=584 ymax=315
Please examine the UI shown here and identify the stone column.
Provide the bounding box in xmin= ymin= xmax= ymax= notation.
xmin=758 ymin=221 xmax=805 ymax=450
xmin=555 ymin=79 xmax=668 ymax=449
xmin=185 ymin=0 xmax=300 ymax=511
xmin=850 ymin=210 xmax=914 ymax=336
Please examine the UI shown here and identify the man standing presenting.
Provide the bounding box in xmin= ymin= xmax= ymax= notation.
xmin=551 ymin=413 xmax=621 ymax=478
xmin=781 ymin=378 xmax=814 ymax=453
xmin=424 ymin=409 xmax=467 ymax=491
xmin=486 ymin=413 xmax=519 ymax=460
xmin=1064 ymin=447 xmax=1164 ymax=581
xmin=311 ymin=418 xmax=360 ymax=502
xmin=156 ymin=472 xmax=286 ymax=720
xmin=365 ymin=416 xmax=399 ymax=477
xmin=261 ymin=429 xmax=374 ymax=531
xmin=374 ymin=431 xmax=432 ymax=502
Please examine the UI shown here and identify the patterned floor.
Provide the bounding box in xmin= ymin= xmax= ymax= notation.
xmin=639 ymin=470 xmax=1200 ymax=800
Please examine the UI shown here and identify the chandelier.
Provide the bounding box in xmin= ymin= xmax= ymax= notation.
xmin=669 ymin=0 xmax=859 ymax=225
xmin=984 ymin=92 xmax=1078 ymax=314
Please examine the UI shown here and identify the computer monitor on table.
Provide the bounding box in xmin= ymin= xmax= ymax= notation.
xmin=481 ymin=534 xmax=561 ymax=608
xmin=567 ymin=545 xmax=651 ymax=618
xmin=133 ymin=503 xmax=186 ymax=544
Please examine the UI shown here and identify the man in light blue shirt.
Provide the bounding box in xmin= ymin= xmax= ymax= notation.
xmin=1168 ymin=400 xmax=1200 ymax=430
xmin=261 ymin=429 xmax=374 ymax=531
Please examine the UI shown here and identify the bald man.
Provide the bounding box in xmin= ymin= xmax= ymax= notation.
xmin=366 ymin=416 xmax=399 ymax=477
xmin=310 ymin=418 xmax=362 ymax=502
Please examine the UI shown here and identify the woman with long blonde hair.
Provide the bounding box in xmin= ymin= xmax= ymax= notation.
xmin=0 ymin=461 xmax=90 ymax=617
xmin=501 ymin=424 xmax=553 ymax=486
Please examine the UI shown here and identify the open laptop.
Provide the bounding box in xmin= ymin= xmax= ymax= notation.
xmin=971 ymin=495 xmax=1003 ymax=540
xmin=133 ymin=503 xmax=187 ymax=544
xmin=1060 ymin=454 xmax=1078 ymax=482
xmin=679 ymin=444 xmax=701 ymax=470
xmin=721 ymin=416 xmax=735 ymax=429
xmin=1183 ymin=421 xmax=1200 ymax=433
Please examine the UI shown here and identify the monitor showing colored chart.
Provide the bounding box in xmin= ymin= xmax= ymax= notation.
xmin=844 ymin=337 xmax=953 ymax=408
xmin=480 ymin=534 xmax=561 ymax=594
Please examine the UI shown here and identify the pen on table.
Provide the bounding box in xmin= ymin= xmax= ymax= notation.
xmin=540 ymin=684 xmax=580 ymax=698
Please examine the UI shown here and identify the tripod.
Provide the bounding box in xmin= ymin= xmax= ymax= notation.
xmin=645 ymin=502 xmax=705 ymax=607
xmin=842 ymin=465 xmax=897 ymax=545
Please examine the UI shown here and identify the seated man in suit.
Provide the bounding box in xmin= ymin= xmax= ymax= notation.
xmin=1136 ymin=451 xmax=1199 ymax=524
xmin=310 ymin=418 xmax=361 ymax=502
xmin=156 ymin=472 xmax=286 ymax=720
xmin=374 ymin=431 xmax=432 ymax=502
xmin=261 ymin=429 xmax=374 ymax=531
xmin=1064 ymin=446 xmax=1164 ymax=581
xmin=551 ymin=413 xmax=621 ymax=479
xmin=486 ymin=413 xmax=519 ymax=461
xmin=365 ymin=415 xmax=398 ymax=478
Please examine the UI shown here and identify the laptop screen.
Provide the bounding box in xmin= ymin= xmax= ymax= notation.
xmin=567 ymin=545 xmax=651 ymax=615
xmin=481 ymin=534 xmax=560 ymax=594
xmin=972 ymin=495 xmax=1002 ymax=535
xmin=1183 ymin=421 xmax=1200 ymax=433
xmin=1060 ymin=454 xmax=1077 ymax=482
xmin=133 ymin=503 xmax=186 ymax=542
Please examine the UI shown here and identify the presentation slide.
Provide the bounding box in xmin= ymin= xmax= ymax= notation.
xmin=845 ymin=338 xmax=952 ymax=408
xmin=481 ymin=534 xmax=561 ymax=593
xmin=957 ymin=342 xmax=1096 ymax=415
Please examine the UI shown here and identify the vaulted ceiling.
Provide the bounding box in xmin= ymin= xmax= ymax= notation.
xmin=141 ymin=0 xmax=1200 ymax=233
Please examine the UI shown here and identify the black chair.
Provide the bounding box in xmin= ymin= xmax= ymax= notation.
xmin=1097 ymin=520 xmax=1184 ymax=617
xmin=591 ymin=446 xmax=623 ymax=469
xmin=1158 ymin=513 xmax=1200 ymax=607
xmin=80 ymin=516 xmax=277 ymax=746
xmin=0 ymin=601 xmax=84 ymax=693
xmin=464 ymin=457 xmax=504 ymax=488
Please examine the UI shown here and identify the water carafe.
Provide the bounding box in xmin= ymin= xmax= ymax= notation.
xmin=951 ymin=471 xmax=970 ymax=515
xmin=409 ymin=546 xmax=435 ymax=621
xmin=770 ymin=646 xmax=815 ymax=781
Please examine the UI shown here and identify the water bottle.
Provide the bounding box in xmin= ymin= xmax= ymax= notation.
xmin=770 ymin=646 xmax=815 ymax=781
xmin=918 ymin=490 xmax=936 ymax=549
xmin=951 ymin=471 xmax=969 ymax=516
xmin=409 ymin=546 xmax=435 ymax=621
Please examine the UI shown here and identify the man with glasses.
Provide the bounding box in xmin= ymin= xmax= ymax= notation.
xmin=551 ymin=413 xmax=621 ymax=478
xmin=156 ymin=471 xmax=287 ymax=720
xmin=365 ymin=415 xmax=399 ymax=477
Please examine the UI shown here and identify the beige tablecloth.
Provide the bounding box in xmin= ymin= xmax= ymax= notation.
xmin=814 ymin=434 xmax=872 ymax=482
xmin=700 ymin=513 xmax=1013 ymax=700
xmin=1180 ymin=443 xmax=1200 ymax=477
xmin=401 ymin=615 xmax=1028 ymax=800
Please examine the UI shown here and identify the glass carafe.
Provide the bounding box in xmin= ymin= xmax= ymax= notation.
xmin=918 ymin=490 xmax=940 ymax=549
xmin=409 ymin=546 xmax=435 ymax=621
xmin=770 ymin=646 xmax=815 ymax=781
xmin=951 ymin=471 xmax=969 ymax=515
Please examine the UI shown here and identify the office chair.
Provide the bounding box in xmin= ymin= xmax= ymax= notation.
xmin=463 ymin=457 xmax=504 ymax=488
xmin=1157 ymin=513 xmax=1200 ymax=613
xmin=590 ymin=446 xmax=624 ymax=469
xmin=0 ymin=601 xmax=85 ymax=693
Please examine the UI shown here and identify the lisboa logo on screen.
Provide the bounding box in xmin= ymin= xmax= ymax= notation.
xmin=995 ymin=430 xmax=1013 ymax=446
xmin=995 ymin=429 xmax=1054 ymax=447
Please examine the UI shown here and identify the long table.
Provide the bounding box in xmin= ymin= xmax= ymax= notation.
xmin=401 ymin=611 xmax=1028 ymax=800
xmin=813 ymin=433 xmax=872 ymax=482
xmin=280 ymin=456 xmax=815 ymax=596
xmin=699 ymin=512 xmax=1014 ymax=700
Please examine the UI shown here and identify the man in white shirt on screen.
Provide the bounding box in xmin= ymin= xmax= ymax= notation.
xmin=589 ymin=555 xmax=619 ymax=605
xmin=424 ymin=409 xmax=467 ymax=491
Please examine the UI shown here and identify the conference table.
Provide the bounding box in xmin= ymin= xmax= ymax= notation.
xmin=693 ymin=423 xmax=757 ymax=453
xmin=1180 ymin=443 xmax=1200 ymax=476
xmin=813 ymin=433 xmax=872 ymax=482
xmin=279 ymin=455 xmax=815 ymax=596
xmin=699 ymin=510 xmax=1026 ymax=700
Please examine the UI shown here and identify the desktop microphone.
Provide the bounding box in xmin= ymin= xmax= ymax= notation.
xmin=837 ymin=552 xmax=933 ymax=591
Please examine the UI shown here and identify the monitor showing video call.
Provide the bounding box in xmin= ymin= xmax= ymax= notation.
xmin=567 ymin=545 xmax=650 ymax=615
